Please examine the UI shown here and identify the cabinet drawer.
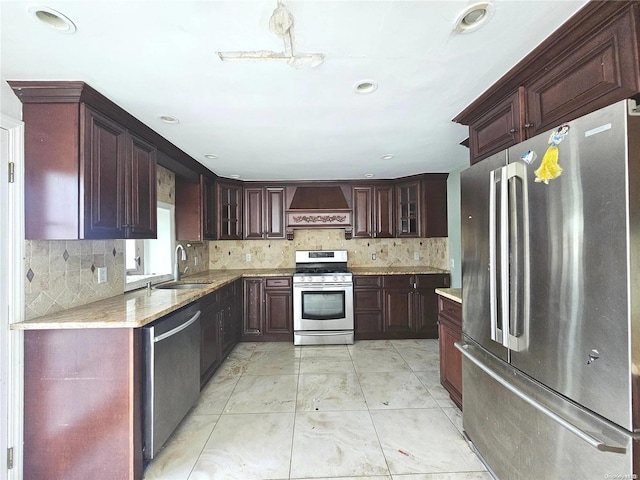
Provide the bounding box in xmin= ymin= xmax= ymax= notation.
xmin=354 ymin=275 xmax=382 ymax=288
xmin=382 ymin=275 xmax=412 ymax=289
xmin=438 ymin=296 xmax=462 ymax=326
xmin=354 ymin=289 xmax=382 ymax=310
xmin=416 ymin=274 xmax=450 ymax=288
xmin=265 ymin=277 xmax=292 ymax=288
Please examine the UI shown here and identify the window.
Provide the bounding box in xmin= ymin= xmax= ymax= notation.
xmin=124 ymin=202 xmax=175 ymax=290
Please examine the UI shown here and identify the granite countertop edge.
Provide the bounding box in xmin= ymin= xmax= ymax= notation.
xmin=14 ymin=266 xmax=451 ymax=330
xmin=435 ymin=288 xmax=462 ymax=303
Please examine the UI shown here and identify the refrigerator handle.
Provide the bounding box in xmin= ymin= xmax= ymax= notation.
xmin=504 ymin=161 xmax=530 ymax=351
xmin=489 ymin=168 xmax=504 ymax=344
xmin=455 ymin=341 xmax=629 ymax=454
xmin=499 ymin=166 xmax=510 ymax=349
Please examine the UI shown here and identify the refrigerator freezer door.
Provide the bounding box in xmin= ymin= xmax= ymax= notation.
xmin=508 ymin=102 xmax=632 ymax=430
xmin=461 ymin=150 xmax=509 ymax=361
xmin=461 ymin=338 xmax=633 ymax=480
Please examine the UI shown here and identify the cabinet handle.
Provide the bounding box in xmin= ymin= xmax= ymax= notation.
xmin=524 ymin=122 xmax=534 ymax=129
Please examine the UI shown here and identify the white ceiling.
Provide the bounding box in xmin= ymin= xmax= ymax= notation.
xmin=1 ymin=0 xmax=588 ymax=181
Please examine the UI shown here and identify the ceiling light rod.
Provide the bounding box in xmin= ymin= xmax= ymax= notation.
xmin=216 ymin=0 xmax=325 ymax=68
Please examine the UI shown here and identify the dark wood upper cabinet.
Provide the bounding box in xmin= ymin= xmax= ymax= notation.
xmin=352 ymin=186 xmax=395 ymax=238
xmin=81 ymin=106 xmax=128 ymax=239
xmin=422 ymin=174 xmax=449 ymax=238
xmin=202 ymin=176 xmax=216 ymax=239
xmin=353 ymin=176 xmax=446 ymax=239
xmin=374 ymin=185 xmax=396 ymax=238
xmin=395 ymin=181 xmax=421 ymax=237
xmin=217 ymin=181 xmax=243 ymax=240
xmin=125 ymin=133 xmax=157 ymax=238
xmin=265 ymin=187 xmax=286 ymax=239
xmin=468 ymin=89 xmax=524 ymax=163
xmin=176 ymin=174 xmax=216 ymax=242
xmin=81 ymin=108 xmax=157 ymax=239
xmin=524 ymin=7 xmax=640 ymax=138
xmin=244 ymin=188 xmax=264 ymax=240
xmin=11 ymin=82 xmax=166 ymax=240
xmin=456 ymin=1 xmax=640 ymax=164
xmin=244 ymin=186 xmax=286 ymax=240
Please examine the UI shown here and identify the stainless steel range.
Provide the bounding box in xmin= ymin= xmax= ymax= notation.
xmin=293 ymin=250 xmax=354 ymax=345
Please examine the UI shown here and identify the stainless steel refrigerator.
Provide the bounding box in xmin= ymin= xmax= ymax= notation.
xmin=459 ymin=100 xmax=640 ymax=479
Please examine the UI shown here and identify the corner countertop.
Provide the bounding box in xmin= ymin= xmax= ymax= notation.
xmin=12 ymin=269 xmax=295 ymax=331
xmin=435 ymin=288 xmax=462 ymax=303
xmin=13 ymin=266 xmax=450 ymax=331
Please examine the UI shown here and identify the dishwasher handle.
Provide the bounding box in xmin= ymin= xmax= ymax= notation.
xmin=154 ymin=310 xmax=201 ymax=343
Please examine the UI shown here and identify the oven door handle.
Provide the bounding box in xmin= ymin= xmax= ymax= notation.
xmin=293 ymin=283 xmax=353 ymax=288
xmin=295 ymin=331 xmax=352 ymax=336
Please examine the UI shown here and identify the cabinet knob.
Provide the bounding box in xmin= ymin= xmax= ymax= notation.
xmin=509 ymin=128 xmax=516 ymax=134
xmin=524 ymin=122 xmax=533 ymax=129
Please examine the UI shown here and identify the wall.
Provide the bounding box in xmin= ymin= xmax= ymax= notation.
xmin=1 ymin=80 xmax=22 ymax=119
xmin=24 ymin=165 xmax=209 ymax=319
xmin=209 ymin=229 xmax=448 ymax=270
xmin=447 ymin=166 xmax=465 ymax=288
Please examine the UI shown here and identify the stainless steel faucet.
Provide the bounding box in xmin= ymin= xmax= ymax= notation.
xmin=174 ymin=244 xmax=187 ymax=281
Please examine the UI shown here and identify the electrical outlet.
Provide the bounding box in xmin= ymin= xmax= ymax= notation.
xmin=372 ymin=253 xmax=376 ymax=260
xmin=450 ymin=258 xmax=455 ymax=269
xmin=194 ymin=256 xmax=199 ymax=266
xmin=414 ymin=252 xmax=420 ymax=260
xmin=97 ymin=267 xmax=107 ymax=284
xmin=246 ymin=253 xmax=252 ymax=262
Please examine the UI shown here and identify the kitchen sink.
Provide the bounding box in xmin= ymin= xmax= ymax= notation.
xmin=154 ymin=282 xmax=209 ymax=290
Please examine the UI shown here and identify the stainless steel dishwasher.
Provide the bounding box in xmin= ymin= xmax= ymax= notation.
xmin=143 ymin=302 xmax=201 ymax=460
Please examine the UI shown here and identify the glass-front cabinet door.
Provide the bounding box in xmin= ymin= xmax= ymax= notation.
xmin=217 ymin=182 xmax=242 ymax=240
xmin=396 ymin=181 xmax=421 ymax=237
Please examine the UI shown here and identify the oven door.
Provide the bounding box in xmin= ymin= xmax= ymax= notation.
xmin=293 ymin=283 xmax=354 ymax=332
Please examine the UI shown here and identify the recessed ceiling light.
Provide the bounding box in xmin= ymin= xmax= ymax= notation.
xmin=159 ymin=114 xmax=180 ymax=124
xmin=230 ymin=174 xmax=241 ymax=179
xmin=204 ymin=154 xmax=219 ymax=160
xmin=28 ymin=6 xmax=76 ymax=33
xmin=364 ymin=173 xmax=375 ymax=178
xmin=354 ymin=80 xmax=378 ymax=95
xmin=454 ymin=2 xmax=495 ymax=33
xmin=381 ymin=154 xmax=395 ymax=160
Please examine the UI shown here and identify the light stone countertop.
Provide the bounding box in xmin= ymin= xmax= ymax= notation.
xmin=12 ymin=269 xmax=295 ymax=331
xmin=13 ymin=267 xmax=450 ymax=330
xmin=435 ymin=288 xmax=462 ymax=303
xmin=350 ymin=266 xmax=450 ymax=275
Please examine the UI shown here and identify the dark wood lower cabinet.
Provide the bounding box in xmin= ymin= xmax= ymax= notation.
xmin=354 ymin=275 xmax=384 ymax=339
xmin=201 ymin=280 xmax=242 ymax=387
xmin=242 ymin=276 xmax=293 ymax=341
xmin=24 ymin=328 xmax=143 ymax=480
xmin=438 ymin=295 xmax=463 ymax=409
xmin=355 ymin=273 xmax=450 ymax=340
xmin=200 ymin=292 xmax=222 ymax=388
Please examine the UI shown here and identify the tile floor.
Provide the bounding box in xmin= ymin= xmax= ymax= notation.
xmin=143 ymin=339 xmax=490 ymax=480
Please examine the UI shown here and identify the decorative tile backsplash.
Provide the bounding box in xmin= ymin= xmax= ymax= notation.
xmin=209 ymin=229 xmax=448 ymax=270
xmin=157 ymin=164 xmax=175 ymax=204
xmin=25 ymin=239 xmax=125 ymax=320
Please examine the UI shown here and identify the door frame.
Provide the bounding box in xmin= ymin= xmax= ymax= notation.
xmin=1 ymin=113 xmax=25 ymax=480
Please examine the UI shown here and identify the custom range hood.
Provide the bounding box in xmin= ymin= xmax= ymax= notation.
xmin=285 ymin=185 xmax=352 ymax=239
